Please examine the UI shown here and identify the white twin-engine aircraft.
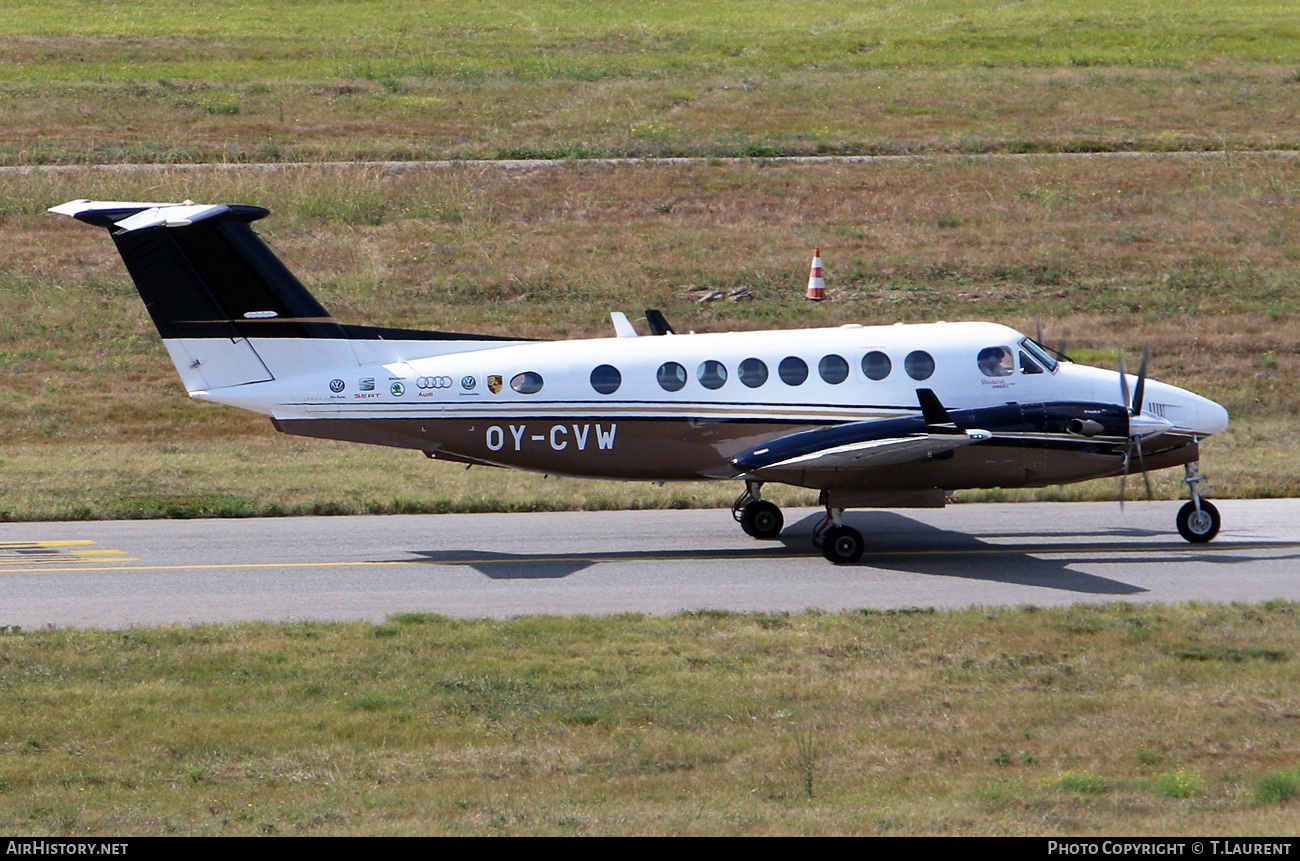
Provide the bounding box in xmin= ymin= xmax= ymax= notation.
xmin=53 ymin=199 xmax=1230 ymax=563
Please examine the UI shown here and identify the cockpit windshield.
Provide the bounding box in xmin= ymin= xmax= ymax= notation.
xmin=1019 ymin=337 xmax=1059 ymax=373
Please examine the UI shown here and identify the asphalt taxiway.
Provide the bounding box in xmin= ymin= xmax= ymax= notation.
xmin=2 ymin=500 xmax=1298 ymax=629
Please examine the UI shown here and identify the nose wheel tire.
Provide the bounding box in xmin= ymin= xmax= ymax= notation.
xmin=822 ymin=525 xmax=864 ymax=564
xmin=739 ymin=500 xmax=783 ymax=540
xmin=1176 ymin=500 xmax=1220 ymax=543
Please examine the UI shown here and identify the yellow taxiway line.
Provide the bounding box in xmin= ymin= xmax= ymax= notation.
xmin=0 ymin=541 xmax=1293 ymax=575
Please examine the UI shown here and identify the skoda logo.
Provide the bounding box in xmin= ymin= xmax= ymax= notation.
xmin=391 ymin=382 xmax=405 ymax=397
xmin=461 ymin=375 xmax=476 ymax=390
xmin=329 ymin=379 xmax=345 ymax=393
xmin=417 ymin=376 xmax=453 ymax=389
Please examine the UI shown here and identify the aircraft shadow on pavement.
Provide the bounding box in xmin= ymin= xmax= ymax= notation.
xmin=405 ymin=510 xmax=1277 ymax=594
xmin=407 ymin=545 xmax=807 ymax=581
xmin=800 ymin=512 xmax=1146 ymax=595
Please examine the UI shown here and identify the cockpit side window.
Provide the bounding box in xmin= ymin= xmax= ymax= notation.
xmin=1020 ymin=352 xmax=1044 ymax=375
xmin=1019 ymin=338 xmax=1059 ymax=373
xmin=977 ymin=346 xmax=1014 ymax=377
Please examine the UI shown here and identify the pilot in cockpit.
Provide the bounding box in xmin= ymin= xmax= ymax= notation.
xmin=977 ymin=345 xmax=1014 ymax=377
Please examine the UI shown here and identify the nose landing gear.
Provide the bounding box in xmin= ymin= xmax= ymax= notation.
xmin=1176 ymin=461 xmax=1220 ymax=543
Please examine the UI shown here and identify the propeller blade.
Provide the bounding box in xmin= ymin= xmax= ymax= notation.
xmin=1118 ymin=355 xmax=1130 ymax=411
xmin=1117 ymin=346 xmax=1156 ymax=507
xmin=1119 ymin=445 xmax=1129 ymax=510
xmin=1137 ymin=442 xmax=1154 ymax=501
xmin=1131 ymin=345 xmax=1150 ymax=417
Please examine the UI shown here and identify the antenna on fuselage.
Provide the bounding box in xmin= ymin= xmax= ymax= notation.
xmin=645 ymin=309 xmax=675 ymax=335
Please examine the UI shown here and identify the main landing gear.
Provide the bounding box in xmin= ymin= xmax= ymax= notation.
xmin=1176 ymin=461 xmax=1220 ymax=543
xmin=734 ymin=482 xmax=864 ymax=564
xmin=813 ymin=508 xmax=864 ymax=565
xmin=732 ymin=481 xmax=784 ymax=540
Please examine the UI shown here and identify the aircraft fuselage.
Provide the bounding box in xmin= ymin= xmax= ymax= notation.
xmin=187 ymin=321 xmax=1226 ymax=492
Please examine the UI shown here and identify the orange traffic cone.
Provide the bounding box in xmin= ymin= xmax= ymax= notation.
xmin=805 ymin=247 xmax=825 ymax=301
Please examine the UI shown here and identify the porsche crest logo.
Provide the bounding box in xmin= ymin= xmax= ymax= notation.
xmin=487 ymin=374 xmax=503 ymax=394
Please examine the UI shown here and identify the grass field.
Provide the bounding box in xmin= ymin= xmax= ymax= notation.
xmin=3 ymin=2 xmax=1300 ymax=164
xmin=2 ymin=603 xmax=1299 ymax=836
xmin=3 ymin=2 xmax=1299 ymax=840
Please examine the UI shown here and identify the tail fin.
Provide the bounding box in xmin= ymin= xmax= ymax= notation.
xmin=52 ymin=201 xmax=348 ymax=341
xmin=52 ymin=200 xmax=528 ymax=392
xmin=52 ymin=200 xmax=346 ymax=390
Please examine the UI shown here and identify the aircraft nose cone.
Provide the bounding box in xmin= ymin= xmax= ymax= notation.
xmin=1197 ymin=398 xmax=1230 ymax=436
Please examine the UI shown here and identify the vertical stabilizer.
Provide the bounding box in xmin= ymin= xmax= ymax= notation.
xmin=52 ymin=200 xmax=350 ymax=390
xmin=53 ymin=200 xmax=537 ymax=393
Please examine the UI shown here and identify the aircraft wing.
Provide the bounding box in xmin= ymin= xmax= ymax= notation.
xmin=731 ymin=390 xmax=992 ymax=477
xmin=746 ymin=430 xmax=989 ymax=473
xmin=738 ymin=431 xmax=987 ymax=478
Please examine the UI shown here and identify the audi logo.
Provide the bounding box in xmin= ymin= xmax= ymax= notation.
xmin=417 ymin=376 xmax=454 ymax=389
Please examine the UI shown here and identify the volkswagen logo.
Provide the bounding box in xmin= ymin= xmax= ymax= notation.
xmin=417 ymin=376 xmax=453 ymax=389
xmin=461 ymin=375 xmax=476 ymax=390
xmin=329 ymin=378 xmax=345 ymax=393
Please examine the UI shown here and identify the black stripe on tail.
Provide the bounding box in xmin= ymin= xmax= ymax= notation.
xmin=72 ymin=204 xmax=528 ymax=343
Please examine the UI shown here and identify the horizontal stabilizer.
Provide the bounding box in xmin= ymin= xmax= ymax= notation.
xmin=50 ymin=200 xmax=234 ymax=232
xmin=113 ymin=204 xmax=232 ymax=232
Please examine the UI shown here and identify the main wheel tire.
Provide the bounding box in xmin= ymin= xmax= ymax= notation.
xmin=1176 ymin=500 xmax=1220 ymax=543
xmin=740 ymin=500 xmax=783 ymax=540
xmin=821 ymin=525 xmax=864 ymax=564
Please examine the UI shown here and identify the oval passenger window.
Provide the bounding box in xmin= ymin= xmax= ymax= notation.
xmin=862 ymin=351 xmax=891 ymax=381
xmin=698 ymin=360 xmax=728 ymax=390
xmin=778 ymin=357 xmax=808 ymax=386
xmin=510 ymin=371 xmax=544 ymax=394
xmin=905 ymin=351 xmax=935 ymax=381
xmin=738 ymin=358 xmax=768 ymax=388
xmin=590 ymin=364 xmax=622 ymax=394
xmin=819 ymin=354 xmax=849 ymax=384
xmin=657 ymin=361 xmax=687 ymax=392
